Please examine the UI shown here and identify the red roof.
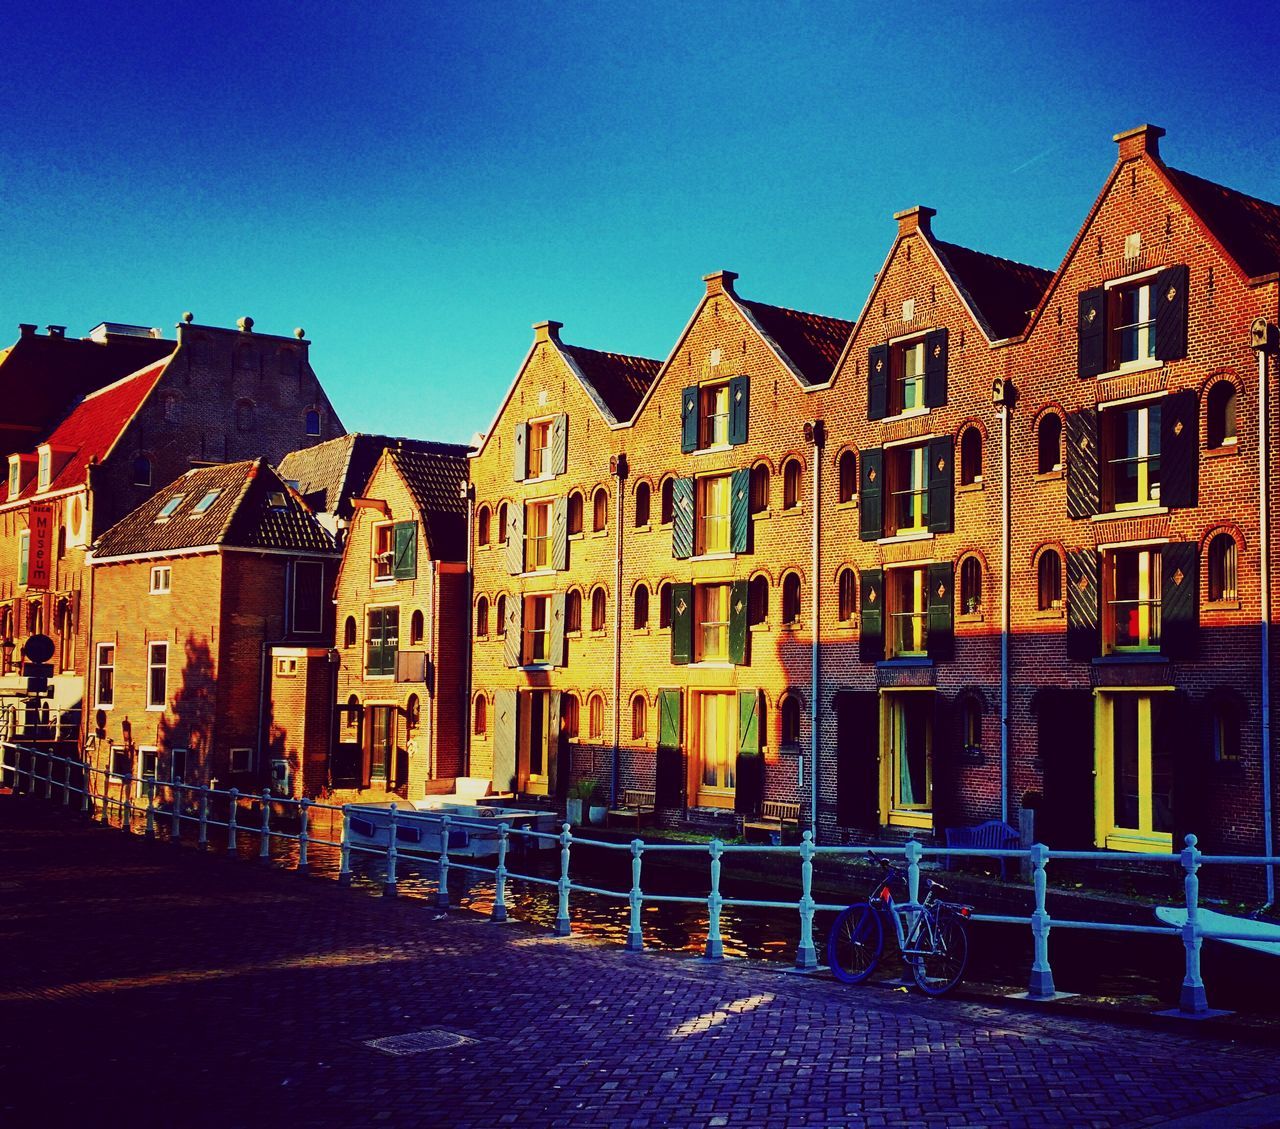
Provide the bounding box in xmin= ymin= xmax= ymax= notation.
xmin=738 ymin=299 xmax=854 ymax=386
xmin=2 ymin=359 xmax=167 ymax=505
xmin=559 ymin=344 xmax=661 ymax=423
xmin=1162 ymin=165 xmax=1280 ymax=279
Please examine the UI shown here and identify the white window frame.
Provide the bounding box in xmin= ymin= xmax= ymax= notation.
xmin=889 ymin=337 xmax=927 ymax=417
xmin=18 ymin=531 xmax=29 ymax=587
xmin=155 ymin=494 xmax=185 ymax=522
xmin=697 ymin=382 xmax=731 ymax=451
xmin=524 ymin=499 xmax=553 ymax=573
xmin=95 ymin=642 xmax=115 ymax=709
xmin=149 ymin=565 xmax=172 ymax=594
xmin=276 ymin=656 xmax=299 ymax=678
xmin=146 ymin=640 xmax=168 ymax=711
xmin=229 ymin=747 xmax=254 ymax=774
xmin=371 ymin=521 xmax=394 ymax=582
xmin=526 ymin=418 xmax=553 ymax=480
xmin=696 ymin=474 xmax=732 ymax=557
xmin=522 ymin=593 xmax=551 ymax=666
xmin=37 ymin=446 xmax=51 ymax=491
xmin=191 ymin=490 xmax=220 ymax=516
xmin=8 ymin=457 xmax=20 ymax=498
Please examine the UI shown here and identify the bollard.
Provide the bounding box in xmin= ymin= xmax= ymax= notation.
xmin=795 ymin=831 xmax=818 ymax=971
xmin=197 ymin=786 xmax=210 ymax=850
xmin=384 ymin=804 xmax=399 ymax=897
xmin=553 ymin=823 xmax=572 ymax=937
xmin=337 ymin=805 xmax=352 ymax=887
xmin=491 ymin=823 xmax=509 ymax=923
xmin=625 ymin=839 xmax=644 ymax=953
xmin=122 ymin=773 xmax=134 ymax=834
xmin=144 ymin=779 xmax=157 ymax=839
xmin=258 ymin=790 xmax=272 ymax=865
xmin=297 ymin=799 xmax=310 ymax=874
xmin=1027 ymin=842 xmax=1056 ymax=999
xmin=1178 ymin=834 xmax=1209 ymax=1014
xmin=227 ymin=788 xmax=240 ymax=854
xmin=704 ymin=838 xmax=724 ymax=960
xmin=436 ymin=815 xmax=451 ymax=909
xmin=170 ymin=783 xmax=182 ymax=843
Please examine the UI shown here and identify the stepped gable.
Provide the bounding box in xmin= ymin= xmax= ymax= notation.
xmin=1162 ymin=165 xmax=1280 ymax=280
xmin=557 ymin=344 xmax=661 ymax=425
xmin=931 ymin=240 xmax=1054 ymax=342
xmin=386 ymin=442 xmax=471 ymax=561
xmin=736 ymin=298 xmax=854 ymax=387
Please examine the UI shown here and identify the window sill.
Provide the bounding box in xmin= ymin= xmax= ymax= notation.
xmin=957 ymin=611 xmax=984 ymax=623
xmin=589 ymin=629 xmax=607 ymax=638
xmin=691 ymin=552 xmax=734 ymax=563
xmin=364 ymin=673 xmax=396 ymax=680
xmin=957 ymin=481 xmax=983 ymax=494
xmin=590 ymin=530 xmax=609 ymax=539
xmin=781 ymin=620 xmax=801 ymax=632
xmin=477 ymin=544 xmax=492 ymax=553
xmin=691 ymin=445 xmax=733 ymax=457
xmin=1090 ymin=505 xmax=1168 ymax=522
xmin=1093 ymin=652 xmax=1165 ymax=664
xmin=1205 ymin=443 xmax=1239 ymax=460
xmin=884 ymin=407 xmax=930 ymax=423
xmin=519 ymin=663 xmax=552 ymax=672
xmin=1206 ymin=599 xmax=1241 ymax=612
xmin=690 ymin=660 xmax=734 ymax=669
xmin=1033 ymin=607 xmax=1065 ymax=620
xmin=1097 ymin=358 xmax=1162 ymax=382
xmin=1102 ymin=832 xmax=1172 ymax=854
xmin=876 ymin=530 xmax=933 ymax=546
xmin=521 ymin=568 xmax=556 ymax=578
xmin=778 ymin=507 xmax=805 ymax=518
xmin=835 ymin=620 xmax=856 ymax=631
xmin=1033 ymin=468 xmax=1064 ymax=483
xmin=371 ymin=577 xmax=396 ymax=586
xmin=145 ymin=705 xmax=165 ymax=713
xmin=752 ymin=510 xmax=771 ymax=522
xmin=633 ymin=628 xmax=650 ymax=636
xmin=877 ymin=656 xmax=931 ymax=667
xmin=634 ymin=524 xmax=652 ymax=534
xmin=567 ymin=630 xmax=582 ymax=639
xmin=568 ymin=532 xmax=584 ymax=541
xmin=836 ymin=499 xmax=858 ymax=511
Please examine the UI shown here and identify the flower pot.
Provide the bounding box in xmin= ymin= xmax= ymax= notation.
xmin=588 ymin=804 xmax=607 ymax=826
xmin=566 ymin=797 xmax=585 ymax=826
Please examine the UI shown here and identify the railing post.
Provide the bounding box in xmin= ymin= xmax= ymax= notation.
xmin=625 ymin=839 xmax=644 ymax=953
xmin=61 ymin=756 xmax=71 ymax=806
xmin=43 ymin=750 xmax=53 ymax=800
xmin=704 ymin=838 xmax=724 ymax=960
xmin=258 ymin=790 xmax=272 ymax=865
xmin=1179 ymin=834 xmax=1209 ymax=1015
xmin=554 ymin=822 xmax=572 ymax=937
xmin=79 ymin=762 xmax=91 ymax=817
xmin=491 ymin=822 xmax=509 ymax=922
xmin=170 ymin=783 xmax=182 ymax=842
xmin=337 ymin=805 xmax=352 ymax=887
xmin=436 ymin=815 xmax=451 ymax=909
xmin=903 ymin=838 xmax=924 ymax=943
xmin=144 ymin=778 xmax=157 ymax=839
xmin=384 ymin=804 xmax=399 ymax=897
xmin=227 ymin=788 xmax=240 ymax=854
xmin=297 ymin=799 xmax=310 ymax=874
xmin=795 ymin=831 xmax=818 ymax=971
xmin=197 ymin=786 xmax=209 ymax=850
xmin=121 ymin=773 xmax=134 ymax=834
xmin=1027 ymin=842 xmax=1056 ymax=999
xmin=100 ymin=770 xmax=114 ymax=828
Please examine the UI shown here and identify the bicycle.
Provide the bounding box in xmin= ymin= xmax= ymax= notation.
xmin=827 ymin=851 xmax=974 ymax=996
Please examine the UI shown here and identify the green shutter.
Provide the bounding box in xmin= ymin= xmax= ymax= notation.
xmin=924 ymin=328 xmax=948 ymax=408
xmin=658 ymin=688 xmax=683 ymax=749
xmin=680 ymin=385 xmax=699 ymax=453
xmin=859 ymin=568 xmax=883 ymax=663
xmin=656 ymin=688 xmax=686 ymax=810
xmin=729 ymin=375 xmax=750 ymax=446
xmin=926 ymin=562 xmax=954 ymax=662
xmin=393 ymin=521 xmax=417 ymax=579
xmin=672 ymin=477 xmax=695 ymax=559
xmin=730 ymin=466 xmax=750 ymax=554
xmin=927 ymin=436 xmax=953 ymax=534
xmin=670 ymin=582 xmax=693 ymax=665
xmin=18 ymin=535 xmax=27 ymax=587
xmin=1161 ymin=542 xmax=1199 ymax=660
xmin=1154 ymin=264 xmax=1189 ymax=362
xmin=1065 ymin=408 xmax=1100 ymax=519
xmin=737 ymin=689 xmax=761 ymax=755
xmin=734 ymin=689 xmax=764 ymax=817
xmin=728 ymin=578 xmax=748 ymax=665
xmin=512 ymin=422 xmax=528 ymax=481
xmin=859 ymin=448 xmax=883 ymax=542
xmin=867 ymin=346 xmax=888 ymax=421
xmin=1078 ymin=288 xmax=1106 ymax=378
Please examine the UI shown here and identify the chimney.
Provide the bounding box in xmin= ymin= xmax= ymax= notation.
xmin=703 ymin=270 xmax=738 ymax=297
xmin=532 ymin=320 xmax=563 ymax=344
xmin=1114 ymin=124 xmax=1164 ymax=162
xmin=894 ymin=206 xmax=936 ymax=237
xmin=46 ymin=325 xmax=66 ymax=338
xmin=18 ymin=323 xmax=36 ymax=338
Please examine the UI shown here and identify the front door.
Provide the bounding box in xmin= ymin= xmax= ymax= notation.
xmin=1096 ymin=691 xmax=1173 ymax=852
xmin=519 ymin=690 xmax=552 ymax=796
xmin=883 ymin=692 xmax=932 ymax=829
xmin=695 ymin=690 xmax=736 ymax=808
xmin=367 ymin=705 xmax=395 ymax=787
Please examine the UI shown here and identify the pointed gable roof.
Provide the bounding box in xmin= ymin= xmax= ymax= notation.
xmin=736 ymin=298 xmax=854 ymax=387
xmin=930 ymin=240 xmax=1054 ymax=341
xmin=1161 ymin=165 xmax=1280 ymax=280
xmin=557 ymin=344 xmax=661 ymax=423
xmin=386 ymin=442 xmax=471 ymax=561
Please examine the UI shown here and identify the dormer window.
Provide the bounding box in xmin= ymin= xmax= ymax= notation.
xmin=155 ymin=495 xmax=185 ymax=522
xmin=8 ymin=458 xmax=21 ymax=498
xmin=37 ymin=447 xmax=51 ymax=492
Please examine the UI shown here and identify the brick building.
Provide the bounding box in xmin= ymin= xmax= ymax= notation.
xmin=86 ymin=459 xmax=339 ymax=797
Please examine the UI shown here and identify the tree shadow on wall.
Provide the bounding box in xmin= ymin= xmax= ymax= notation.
xmin=157 ymin=635 xmax=216 ymax=784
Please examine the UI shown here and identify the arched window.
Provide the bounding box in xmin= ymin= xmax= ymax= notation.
xmin=475 ymin=597 xmax=489 ymax=637
xmin=959 ymin=428 xmax=982 ymax=486
xmin=566 ymin=589 xmax=582 ymax=633
xmin=837 ymin=568 xmax=856 ymax=622
xmin=477 ymin=505 xmax=491 ymax=546
xmin=346 ymin=694 xmax=361 ymax=731
xmin=28 ymin=600 xmax=41 ymax=634
xmin=633 ymin=584 xmax=649 ymax=630
xmin=1208 ymin=533 xmax=1237 ymax=602
xmin=304 ymin=409 xmax=321 ymax=436
xmin=1037 ymin=550 xmax=1063 ymax=611
xmin=659 ymin=582 xmax=673 ymax=629
xmin=1207 ymin=380 xmax=1237 ymax=449
xmin=343 ymin=615 xmax=357 ymax=647
xmin=660 ymin=477 xmax=675 ymax=525
xmin=593 ymin=487 xmax=608 ymax=532
xmin=496 ymin=502 xmax=509 ymax=544
xmin=133 ymin=456 xmax=152 ymax=486
xmin=837 ymin=450 xmax=857 ymax=503
xmin=1037 ymin=413 xmax=1062 ymax=474
xmin=960 ymin=557 xmax=982 ymax=614
xmin=634 ymin=481 xmax=651 ymax=528
xmin=406 ymin=609 xmax=422 ymax=645
xmin=495 ymin=594 xmax=507 ymax=632
xmin=588 ymin=693 xmax=605 ymax=739
xmin=1209 ymin=693 xmax=1241 ymax=764
xmin=591 ymin=587 xmax=606 ymax=632
xmin=748 ymin=575 xmax=769 ymax=627
xmin=782 ymin=459 xmax=803 ymax=510
xmin=56 ymin=526 xmax=66 ymax=560
xmin=567 ymin=491 xmax=583 ymax=536
xmin=473 ymin=695 xmax=488 ymax=736
xmin=749 ymin=464 xmax=771 ymax=514
xmin=781 ymin=694 xmax=801 ymax=747
xmin=235 ymin=400 xmax=255 ymax=432
xmin=781 ymin=572 xmax=802 ymax=625
xmin=631 ymin=694 xmax=647 ymax=741
xmin=561 ymin=693 xmax=580 ymax=738
xmin=961 ymin=694 xmax=982 ymax=757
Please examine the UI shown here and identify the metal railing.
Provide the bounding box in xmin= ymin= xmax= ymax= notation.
xmin=3 ymin=740 xmax=1276 ymax=1018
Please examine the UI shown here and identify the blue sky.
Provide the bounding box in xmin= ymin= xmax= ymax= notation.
xmin=4 ymin=1 xmax=1278 ymax=444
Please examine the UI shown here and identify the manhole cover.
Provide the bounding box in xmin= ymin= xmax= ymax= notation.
xmin=363 ymin=1029 xmax=476 ymax=1056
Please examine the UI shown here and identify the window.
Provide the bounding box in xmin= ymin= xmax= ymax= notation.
xmin=474 ymin=695 xmax=488 ymax=736
xmin=522 ymin=594 xmax=551 ymax=664
xmin=495 ymin=594 xmax=507 ymax=634
xmin=659 ymin=582 xmax=673 ymax=630
xmin=133 ymin=456 xmax=151 ymax=486
xmin=8 ymin=458 xmax=20 ymax=498
xmin=588 ymin=694 xmax=605 ymax=739
xmin=781 ymin=573 xmax=802 ymax=626
xmin=1097 ymin=691 xmax=1172 ymax=851
xmin=1104 ymin=547 xmax=1161 ymax=653
xmin=1037 ymin=550 xmax=1063 ymax=611
xmin=591 ymin=587 xmax=606 ymax=633
xmin=887 ymin=445 xmax=928 ymax=534
xmin=1104 ymin=401 xmax=1161 ymax=510
xmin=888 ymin=567 xmax=927 ymax=657
xmin=527 ymin=419 xmax=552 ymax=479
xmin=191 ymin=490 xmax=220 ymax=516
xmin=149 ymin=566 xmax=171 ymax=594
xmin=695 ymin=690 xmax=736 ymax=805
xmin=697 ymin=473 xmax=731 ymax=555
xmin=885 ymin=692 xmax=932 ymax=823
xmin=27 ymin=599 xmax=41 ymax=634
xmin=959 ymin=428 xmax=982 ymax=486
xmin=567 ymin=491 xmax=583 ymax=536
xmin=230 ymin=747 xmax=254 ymax=774
xmin=781 ymin=695 xmax=801 ymax=747
xmin=37 ymin=447 xmax=50 ymax=491
xmin=562 ymin=693 xmax=580 ymax=738
xmin=56 ymin=599 xmax=73 ymax=671
xmin=1209 ymin=696 xmax=1240 ymax=765
xmin=524 ymin=500 xmax=552 ymax=571
xmin=366 ymin=606 xmax=399 ymax=675
xmin=660 ymin=477 xmax=675 ymax=525
xmin=17 ymin=531 xmax=28 ymax=587
xmin=292 ymin=560 xmax=324 ymax=634
xmin=409 ymin=609 xmax=424 ymax=645
xmin=235 ymin=400 xmax=255 ymax=432
xmin=96 ymin=643 xmax=115 ymax=708
xmin=1109 ymin=280 xmax=1156 ymax=369
xmin=748 ymin=575 xmax=769 ymax=627
xmin=372 ymin=523 xmax=395 ymax=580
xmin=782 ymin=459 xmax=803 ymax=510
xmin=477 ymin=505 xmax=491 ymax=546
xmin=749 ymin=464 xmax=770 ymax=514
xmin=592 ymin=488 xmax=608 ymax=533
xmin=345 ymin=695 xmax=360 ymax=732
xmin=1207 ymin=533 xmax=1237 ymax=603
xmin=631 ymin=694 xmax=647 ymax=741
xmin=634 ymin=481 xmax=651 ymax=528
xmin=276 ymin=656 xmax=298 ymax=678
xmin=837 ymin=450 xmax=857 ymax=503
xmin=1207 ymin=381 xmax=1237 ymax=449
xmin=565 ymin=589 xmax=581 ymax=633
xmin=497 ymin=502 xmax=509 ymax=544
xmin=343 ymin=616 xmax=356 ymax=647
xmin=147 ymin=641 xmax=168 ymax=710
xmin=304 ymin=409 xmax=321 ymax=436
xmin=153 ymin=495 xmax=183 ymax=522
xmin=960 ymin=557 xmax=982 ymax=615
xmin=406 ymin=694 xmax=420 ymax=731
xmin=890 ymin=339 xmax=926 ymax=415
xmin=699 ymin=382 xmax=731 ymax=449
xmin=1037 ymin=413 xmax=1062 ymax=474
xmin=634 ymin=584 xmax=649 ymax=630
xmin=476 ymin=596 xmax=489 ymax=637
xmin=837 ymin=568 xmax=856 ymax=623
xmin=696 ymin=583 xmax=731 ymax=662
xmin=961 ymin=695 xmax=981 ymax=758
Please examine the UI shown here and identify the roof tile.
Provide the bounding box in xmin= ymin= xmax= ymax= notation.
xmin=931 ymin=240 xmax=1054 ymax=341
xmin=1163 ymin=165 xmax=1280 ymax=279
xmin=737 ymin=299 xmax=854 ymax=386
xmin=558 ymin=345 xmax=661 ymax=424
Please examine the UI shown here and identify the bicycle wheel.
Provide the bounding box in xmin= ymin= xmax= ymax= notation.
xmin=827 ymin=903 xmax=884 ymax=984
xmin=911 ymin=910 xmax=968 ymax=996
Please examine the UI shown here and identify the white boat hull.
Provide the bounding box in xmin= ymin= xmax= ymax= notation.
xmin=1155 ymin=906 xmax=1280 ymax=957
xmin=346 ymin=800 xmax=558 ymax=860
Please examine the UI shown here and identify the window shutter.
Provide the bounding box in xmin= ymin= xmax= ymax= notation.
xmin=859 ymin=568 xmax=883 ymax=663
xmin=512 ymin=422 xmax=528 ymax=481
xmin=1077 ymin=288 xmax=1106 ymax=378
xmin=550 ymin=413 xmax=568 ymax=477
xmin=546 ymin=690 xmax=564 ymax=801
xmin=728 ymin=578 xmax=748 ymax=665
xmin=730 ymin=466 xmax=750 ymax=554
xmin=671 ymin=477 xmax=695 ymax=559
xmin=680 ymin=385 xmax=699 ymax=453
xmin=924 ymin=328 xmax=948 ymax=408
xmin=505 ymin=504 xmax=524 ymax=575
xmin=735 ymin=689 xmax=763 ymax=816
xmin=835 ymin=690 xmax=880 ymax=830
xmin=551 ymin=496 xmax=569 ymax=570
xmin=927 ymin=435 xmax=954 ymax=534
xmin=549 ymin=592 xmax=567 ymax=668
xmin=729 ymin=375 xmax=750 ymax=446
xmin=670 ymin=582 xmax=693 ymax=665
xmin=867 ymin=345 xmax=889 ymax=421
xmin=1160 ymin=389 xmax=1199 ymax=509
xmin=1065 ymin=549 xmax=1100 ymax=661
xmin=503 ymin=596 xmax=523 ymax=668
xmin=393 ymin=521 xmax=417 ymax=579
xmin=1036 ymin=687 xmax=1095 ymax=849
xmin=1154 ymin=264 xmax=1189 ymax=362
xmin=859 ymin=448 xmax=883 ymax=542
xmin=926 ymin=562 xmax=954 ymax=662
xmin=492 ymin=689 xmax=518 ymax=794
xmin=655 ymin=689 xmax=685 ymax=809
xmin=365 ymin=611 xmax=380 ymax=676
xmin=1161 ymin=541 xmax=1199 ymax=661
xmin=1164 ymin=691 xmax=1208 ymax=851
xmin=1065 ymin=408 xmax=1100 ymax=519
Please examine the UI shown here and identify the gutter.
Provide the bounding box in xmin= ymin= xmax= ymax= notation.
xmin=806 ymin=421 xmax=825 ymax=833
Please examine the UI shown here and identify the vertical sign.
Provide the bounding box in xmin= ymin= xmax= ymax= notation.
xmin=28 ymin=503 xmax=53 ymax=589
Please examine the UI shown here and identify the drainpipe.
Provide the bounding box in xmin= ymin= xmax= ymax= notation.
xmin=1252 ymin=318 xmax=1276 ymax=905
xmin=610 ymin=453 xmax=628 ymax=806
xmin=461 ymin=481 xmax=474 ymax=776
xmin=805 ymin=421 xmax=825 ymax=836
xmin=998 ymin=382 xmax=1012 ymax=826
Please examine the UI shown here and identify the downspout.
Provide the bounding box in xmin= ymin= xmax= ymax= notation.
xmin=611 ymin=453 xmax=627 ymax=806
xmin=462 ymin=481 xmax=474 ymax=776
xmin=428 ymin=558 xmax=438 ymax=784
xmin=999 ymin=387 xmax=1012 ymax=826
xmin=1254 ymin=320 xmax=1275 ymax=905
xmin=807 ymin=421 xmax=825 ymax=834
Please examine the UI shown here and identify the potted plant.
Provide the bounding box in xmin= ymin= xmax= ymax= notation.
xmin=566 ymin=778 xmax=596 ymax=827
xmin=587 ymin=780 xmax=608 ymax=826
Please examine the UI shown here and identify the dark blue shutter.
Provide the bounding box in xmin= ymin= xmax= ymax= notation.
xmin=859 ymin=448 xmax=883 ymax=542
xmin=1077 ymin=288 xmax=1106 ymax=378
xmin=550 ymin=413 xmax=568 ymax=476
xmin=924 ymin=328 xmax=948 ymax=408
xmin=671 ymin=477 xmax=695 ymax=559
xmin=728 ymin=579 xmax=748 ymax=665
xmin=393 ymin=521 xmax=417 ymax=579
xmin=1161 ymin=542 xmax=1199 ymax=660
xmin=926 ymin=562 xmax=954 ymax=662
xmin=1154 ymin=264 xmax=1189 ymax=362
xmin=1160 ymin=389 xmax=1198 ymax=510
xmin=835 ymin=690 xmax=880 ymax=829
xmin=927 ymin=436 xmax=953 ymax=534
xmin=730 ymin=466 xmax=750 ymax=554
xmin=680 ymin=385 xmax=699 ymax=453
xmin=734 ymin=689 xmax=763 ymax=816
xmin=1066 ymin=549 xmax=1100 ymax=661
xmin=859 ymin=568 xmax=883 ymax=663
xmin=867 ymin=345 xmax=889 ymax=421
xmin=729 ymin=375 xmax=750 ymax=446
xmin=670 ymin=582 xmax=693 ymax=665
xmin=1065 ymin=408 xmax=1100 ymax=519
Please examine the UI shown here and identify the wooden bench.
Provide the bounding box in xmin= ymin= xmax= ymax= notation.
xmin=943 ymin=820 xmax=1020 ymax=879
xmin=743 ymin=801 xmax=802 ymax=844
xmin=607 ymin=789 xmax=656 ymax=831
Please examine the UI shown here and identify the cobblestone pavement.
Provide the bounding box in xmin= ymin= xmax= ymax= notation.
xmin=2 ymin=796 xmax=1278 ymax=1129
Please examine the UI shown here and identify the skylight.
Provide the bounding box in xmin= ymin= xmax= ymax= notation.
xmin=191 ymin=490 xmax=220 ymax=516
xmin=155 ymin=494 xmax=185 ymax=522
